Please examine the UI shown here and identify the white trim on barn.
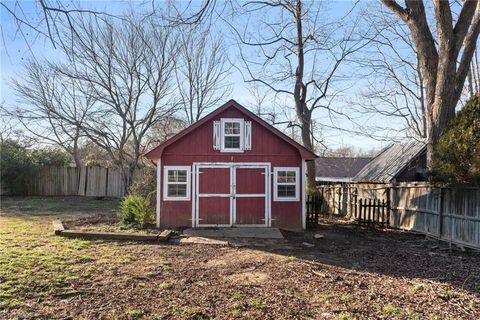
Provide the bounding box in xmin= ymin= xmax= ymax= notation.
xmin=163 ymin=166 xmax=191 ymax=201
xmin=302 ymin=160 xmax=307 ymax=230
xmin=273 ymin=167 xmax=300 ymax=202
xmin=220 ymin=118 xmax=245 ymax=153
xmin=156 ymin=159 xmax=161 ymax=228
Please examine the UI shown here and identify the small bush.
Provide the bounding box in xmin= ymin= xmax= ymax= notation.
xmin=128 ymin=166 xmax=156 ymax=211
xmin=120 ymin=195 xmax=154 ymax=227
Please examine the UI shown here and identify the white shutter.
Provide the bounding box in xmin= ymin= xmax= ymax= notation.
xmin=213 ymin=121 xmax=221 ymax=150
xmin=244 ymin=121 xmax=252 ymax=150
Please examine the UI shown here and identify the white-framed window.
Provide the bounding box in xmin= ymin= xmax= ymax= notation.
xmin=273 ymin=167 xmax=300 ymax=201
xmin=163 ymin=166 xmax=191 ymax=201
xmin=221 ymin=118 xmax=244 ymax=152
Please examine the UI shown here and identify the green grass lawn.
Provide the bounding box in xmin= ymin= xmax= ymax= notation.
xmin=0 ymin=197 xmax=128 ymax=317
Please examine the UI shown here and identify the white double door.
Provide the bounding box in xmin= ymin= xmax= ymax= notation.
xmin=193 ymin=163 xmax=271 ymax=227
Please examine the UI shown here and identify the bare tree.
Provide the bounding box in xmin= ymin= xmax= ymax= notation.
xmin=381 ymin=0 xmax=480 ymax=162
xmin=354 ymin=7 xmax=428 ymax=141
xmin=1 ymin=0 xmax=122 ymax=51
xmin=228 ymin=0 xmax=368 ymax=189
xmin=147 ymin=116 xmax=188 ymax=148
xmin=175 ymin=24 xmax=231 ymax=124
xmin=162 ymin=0 xmax=219 ymax=26
xmin=7 ymin=61 xmax=90 ymax=168
xmin=55 ymin=16 xmax=178 ymax=190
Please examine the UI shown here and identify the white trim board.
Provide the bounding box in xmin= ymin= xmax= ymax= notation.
xmin=220 ymin=118 xmax=244 ymax=152
xmin=302 ymin=160 xmax=307 ymax=230
xmin=156 ymin=159 xmax=161 ymax=228
xmin=273 ymin=167 xmax=300 ymax=202
xmin=163 ymin=166 xmax=191 ymax=201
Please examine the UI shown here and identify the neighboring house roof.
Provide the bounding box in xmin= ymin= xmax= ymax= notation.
xmin=145 ymin=99 xmax=317 ymax=160
xmin=315 ymin=157 xmax=372 ymax=181
xmin=353 ymin=140 xmax=427 ymax=183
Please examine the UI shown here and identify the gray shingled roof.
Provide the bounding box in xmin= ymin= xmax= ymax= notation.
xmin=353 ymin=140 xmax=427 ymax=183
xmin=315 ymin=157 xmax=372 ymax=180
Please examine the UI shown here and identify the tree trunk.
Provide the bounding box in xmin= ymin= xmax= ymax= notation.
xmin=298 ymin=106 xmax=316 ymax=191
xmin=293 ymin=0 xmax=316 ymax=193
xmin=381 ymin=0 xmax=480 ymax=167
xmin=427 ymin=86 xmax=458 ymax=163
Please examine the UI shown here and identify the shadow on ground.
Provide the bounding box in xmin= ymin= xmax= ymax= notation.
xmin=224 ymin=217 xmax=480 ymax=295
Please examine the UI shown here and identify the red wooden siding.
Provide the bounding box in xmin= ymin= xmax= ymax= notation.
xmin=157 ymin=104 xmax=307 ymax=230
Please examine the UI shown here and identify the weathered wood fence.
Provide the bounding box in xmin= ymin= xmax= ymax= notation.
xmin=317 ymin=182 xmax=480 ymax=249
xmin=6 ymin=166 xmax=129 ymax=198
xmin=357 ymin=198 xmax=389 ymax=228
xmin=391 ymin=183 xmax=480 ymax=249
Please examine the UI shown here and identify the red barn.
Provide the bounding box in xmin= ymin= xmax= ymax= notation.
xmin=145 ymin=100 xmax=317 ymax=230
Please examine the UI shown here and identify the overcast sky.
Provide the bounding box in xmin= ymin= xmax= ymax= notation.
xmin=1 ymin=1 xmax=413 ymax=154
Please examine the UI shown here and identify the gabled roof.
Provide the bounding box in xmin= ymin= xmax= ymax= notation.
xmin=315 ymin=157 xmax=372 ymax=181
xmin=353 ymin=140 xmax=427 ymax=183
xmin=145 ymin=99 xmax=317 ymax=160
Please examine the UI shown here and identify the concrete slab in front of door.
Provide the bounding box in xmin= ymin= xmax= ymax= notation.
xmin=183 ymin=227 xmax=284 ymax=239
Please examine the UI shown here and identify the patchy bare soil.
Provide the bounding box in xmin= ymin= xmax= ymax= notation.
xmin=1 ymin=197 xmax=479 ymax=320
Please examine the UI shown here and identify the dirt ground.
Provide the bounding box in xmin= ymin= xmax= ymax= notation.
xmin=0 ymin=196 xmax=479 ymax=320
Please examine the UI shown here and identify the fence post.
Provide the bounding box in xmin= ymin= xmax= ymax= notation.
xmin=358 ymin=199 xmax=362 ymax=226
xmin=387 ymin=184 xmax=392 ymax=227
xmin=438 ymin=187 xmax=444 ymax=241
xmin=354 ymin=191 xmax=358 ymax=220
xmin=382 ymin=199 xmax=386 ymax=228
xmin=105 ymin=167 xmax=109 ymax=197
xmin=367 ymin=199 xmax=375 ymax=228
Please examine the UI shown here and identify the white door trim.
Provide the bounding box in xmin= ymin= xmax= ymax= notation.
xmin=302 ymin=160 xmax=307 ymax=230
xmin=192 ymin=162 xmax=271 ymax=228
xmin=156 ymin=159 xmax=161 ymax=228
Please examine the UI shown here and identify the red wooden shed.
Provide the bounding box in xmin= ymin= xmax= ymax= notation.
xmin=145 ymin=100 xmax=317 ymax=230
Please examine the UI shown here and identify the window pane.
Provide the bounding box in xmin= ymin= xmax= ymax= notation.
xmin=277 ymin=185 xmax=296 ymax=198
xmin=224 ymin=122 xmax=240 ymax=134
xmin=168 ymin=170 xmax=187 ymax=182
xmin=286 ymin=171 xmax=296 ymax=183
xmin=167 ymin=184 xmax=187 ymax=197
xmin=224 ymin=136 xmax=240 ymax=148
xmin=277 ymin=171 xmax=295 ymax=183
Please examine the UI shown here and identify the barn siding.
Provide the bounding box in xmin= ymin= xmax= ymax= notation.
xmin=159 ymin=107 xmax=304 ymax=230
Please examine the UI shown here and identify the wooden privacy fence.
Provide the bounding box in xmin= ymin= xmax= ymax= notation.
xmin=390 ymin=183 xmax=480 ymax=249
xmin=17 ymin=166 xmax=128 ymax=198
xmin=316 ymin=182 xmax=480 ymax=249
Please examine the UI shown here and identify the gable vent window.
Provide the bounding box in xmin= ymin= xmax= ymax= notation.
xmin=224 ymin=120 xmax=242 ymax=149
xmin=213 ymin=118 xmax=252 ymax=152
